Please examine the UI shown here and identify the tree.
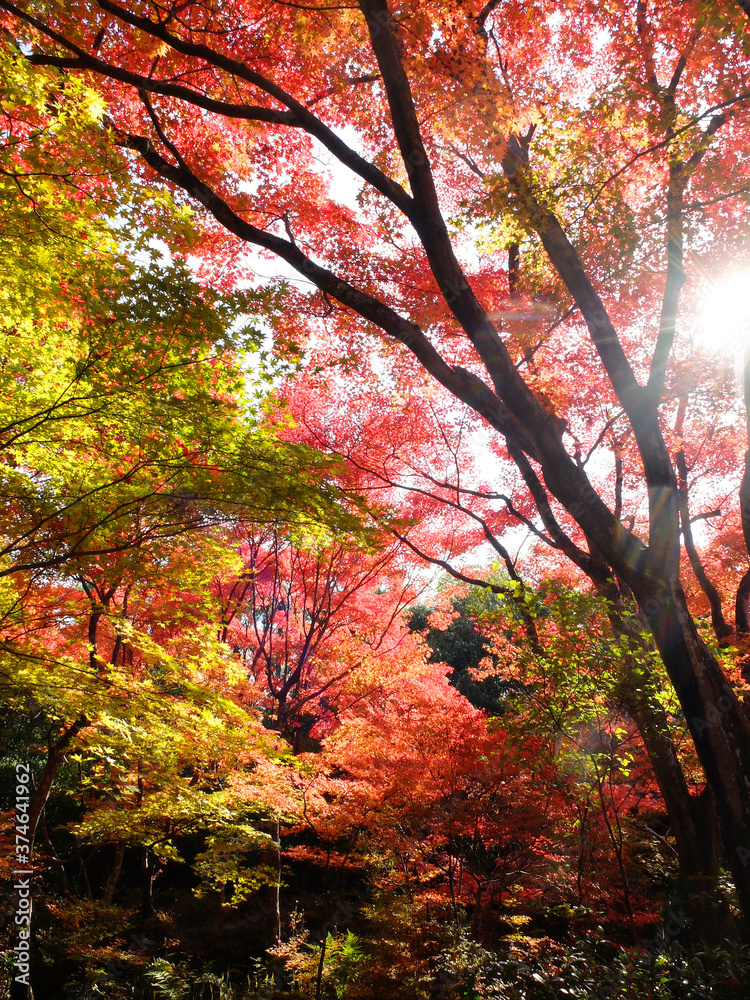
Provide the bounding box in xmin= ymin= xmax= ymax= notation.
xmin=0 ymin=201 xmax=355 ymax=863
xmin=5 ymin=0 xmax=750 ymax=920
xmin=212 ymin=524 xmax=422 ymax=748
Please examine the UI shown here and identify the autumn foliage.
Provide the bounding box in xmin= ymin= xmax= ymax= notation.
xmin=3 ymin=1 xmax=750 ymax=998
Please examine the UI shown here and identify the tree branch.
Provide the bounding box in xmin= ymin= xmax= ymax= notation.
xmin=0 ymin=0 xmax=414 ymax=214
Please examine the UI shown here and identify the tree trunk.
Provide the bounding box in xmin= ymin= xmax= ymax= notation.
xmin=27 ymin=718 xmax=87 ymax=849
xmin=629 ymin=692 xmax=733 ymax=937
xmin=610 ymin=634 xmax=735 ymax=941
xmin=140 ymin=847 xmax=155 ymax=917
xmin=270 ymin=818 xmax=281 ymax=942
xmin=9 ymin=719 xmax=88 ymax=1000
xmin=641 ymin=581 xmax=750 ymax=925
xmin=254 ymin=818 xmax=281 ymax=945
xmin=103 ymin=843 xmax=126 ymax=904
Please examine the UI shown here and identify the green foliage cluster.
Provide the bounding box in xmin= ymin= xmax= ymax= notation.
xmin=407 ymin=592 xmax=512 ymax=714
xmin=0 ymin=41 xmax=363 ymax=588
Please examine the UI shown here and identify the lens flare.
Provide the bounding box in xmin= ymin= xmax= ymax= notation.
xmin=697 ymin=273 xmax=750 ymax=354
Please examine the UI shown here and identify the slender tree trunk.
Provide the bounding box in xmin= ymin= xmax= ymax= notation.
xmin=738 ymin=349 xmax=750 ymax=632
xmin=79 ymin=848 xmax=97 ymax=900
xmin=736 ymin=568 xmax=750 ymax=636
xmin=675 ymin=436 xmax=732 ymax=641
xmin=38 ymin=812 xmax=67 ymax=894
xmin=272 ymin=818 xmax=281 ymax=941
xmin=470 ymin=885 xmax=482 ymax=938
xmin=103 ymin=843 xmax=126 ymax=904
xmin=9 ymin=719 xmax=88 ymax=1000
xmin=28 ymin=718 xmax=87 ymax=848
xmin=592 ymin=765 xmax=639 ymax=943
xmin=314 ymin=930 xmax=327 ymax=1000
xmin=140 ymin=848 xmax=155 ymax=917
xmin=256 ymin=818 xmax=281 ymax=944
xmin=576 ymin=809 xmax=588 ymax=906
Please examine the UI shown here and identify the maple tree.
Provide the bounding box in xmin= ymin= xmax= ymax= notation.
xmin=0 ymin=225 xmax=356 ymax=861
xmin=0 ymin=50 xmax=358 ymax=583
xmin=212 ymin=523 xmax=423 ymax=748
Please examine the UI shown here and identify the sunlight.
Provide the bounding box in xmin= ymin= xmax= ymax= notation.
xmin=488 ymin=296 xmax=559 ymax=324
xmin=697 ymin=272 xmax=750 ymax=354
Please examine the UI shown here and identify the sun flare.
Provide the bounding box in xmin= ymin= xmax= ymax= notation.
xmin=696 ymin=272 xmax=750 ymax=353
